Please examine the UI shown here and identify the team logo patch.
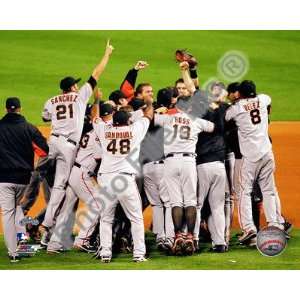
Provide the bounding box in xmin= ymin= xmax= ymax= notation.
xmin=256 ymin=226 xmax=287 ymax=257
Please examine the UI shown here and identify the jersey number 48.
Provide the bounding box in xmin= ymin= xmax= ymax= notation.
xmin=107 ymin=139 xmax=131 ymax=155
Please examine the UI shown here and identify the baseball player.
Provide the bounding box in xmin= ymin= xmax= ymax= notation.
xmin=141 ymin=88 xmax=177 ymax=251
xmin=194 ymin=82 xmax=230 ymax=253
xmin=0 ymin=97 xmax=48 ymax=262
xmin=40 ymin=40 xmax=114 ymax=245
xmin=93 ymin=103 xmax=154 ymax=263
xmin=225 ymin=80 xmax=284 ymax=243
xmin=226 ymin=82 xmax=292 ymax=243
xmin=47 ymin=129 xmax=103 ymax=253
xmin=154 ymin=86 xmax=214 ymax=255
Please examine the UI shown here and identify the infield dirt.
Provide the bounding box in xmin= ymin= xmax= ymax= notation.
xmin=0 ymin=121 xmax=299 ymax=232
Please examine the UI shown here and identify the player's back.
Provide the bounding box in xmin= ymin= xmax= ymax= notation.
xmin=231 ymin=94 xmax=272 ymax=161
xmin=76 ymin=130 xmax=102 ymax=171
xmin=155 ymin=110 xmax=214 ymax=155
xmin=43 ymin=83 xmax=92 ymax=143
xmin=95 ymin=117 xmax=150 ymax=174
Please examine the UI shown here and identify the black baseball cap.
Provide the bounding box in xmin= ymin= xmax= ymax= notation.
xmin=100 ymin=103 xmax=114 ymax=117
xmin=109 ymin=90 xmax=126 ymax=105
xmin=6 ymin=97 xmax=21 ymax=110
xmin=239 ymin=80 xmax=257 ymax=98
xmin=130 ymin=98 xmax=145 ymax=111
xmin=113 ymin=110 xmax=131 ymax=126
xmin=157 ymin=88 xmax=174 ymax=108
xmin=227 ymin=82 xmax=240 ymax=94
xmin=60 ymin=76 xmax=81 ymax=91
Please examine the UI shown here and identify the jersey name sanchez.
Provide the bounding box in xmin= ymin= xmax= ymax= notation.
xmin=42 ymin=83 xmax=92 ymax=143
xmin=154 ymin=111 xmax=214 ymax=155
xmin=225 ymin=94 xmax=272 ymax=162
xmin=93 ymin=117 xmax=150 ymax=174
xmin=75 ymin=130 xmax=102 ymax=172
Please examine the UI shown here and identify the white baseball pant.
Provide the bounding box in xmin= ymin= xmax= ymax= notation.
xmin=98 ymin=173 xmax=145 ymax=258
xmin=0 ymin=183 xmax=27 ymax=256
xmin=234 ymin=156 xmax=285 ymax=231
xmin=48 ymin=165 xmax=102 ymax=250
xmin=238 ymin=150 xmax=283 ymax=232
xmin=43 ymin=135 xmax=77 ymax=229
xmin=164 ymin=155 xmax=197 ymax=208
xmin=143 ymin=161 xmax=174 ymax=242
xmin=196 ymin=161 xmax=226 ymax=246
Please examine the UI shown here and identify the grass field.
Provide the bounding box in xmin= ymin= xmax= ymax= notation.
xmin=0 ymin=31 xmax=300 ymax=124
xmin=1 ymin=230 xmax=299 ymax=270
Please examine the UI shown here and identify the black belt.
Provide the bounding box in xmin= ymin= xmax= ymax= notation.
xmin=74 ymin=162 xmax=81 ymax=168
xmin=120 ymin=172 xmax=135 ymax=176
xmin=153 ymin=160 xmax=164 ymax=164
xmin=98 ymin=172 xmax=135 ymax=177
xmin=166 ymin=153 xmax=196 ymax=158
xmin=51 ymin=133 xmax=76 ymax=146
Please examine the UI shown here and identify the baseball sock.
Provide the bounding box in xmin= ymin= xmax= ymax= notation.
xmin=185 ymin=206 xmax=197 ymax=235
xmin=172 ymin=206 xmax=184 ymax=233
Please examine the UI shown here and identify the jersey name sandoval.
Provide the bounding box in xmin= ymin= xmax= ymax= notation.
xmin=225 ymin=94 xmax=272 ymax=162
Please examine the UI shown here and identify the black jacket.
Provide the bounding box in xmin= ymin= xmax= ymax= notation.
xmin=0 ymin=113 xmax=49 ymax=184
xmin=196 ymin=103 xmax=228 ymax=164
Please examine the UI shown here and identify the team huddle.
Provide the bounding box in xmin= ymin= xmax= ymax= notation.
xmin=0 ymin=41 xmax=292 ymax=263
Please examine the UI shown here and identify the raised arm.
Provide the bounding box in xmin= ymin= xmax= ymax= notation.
xmin=120 ymin=60 xmax=149 ymax=100
xmin=180 ymin=62 xmax=196 ymax=94
xmin=91 ymin=39 xmax=114 ymax=82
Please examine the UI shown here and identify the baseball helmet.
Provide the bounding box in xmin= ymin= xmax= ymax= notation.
xmin=130 ymin=98 xmax=145 ymax=111
xmin=100 ymin=103 xmax=114 ymax=117
xmin=157 ymin=87 xmax=174 ymax=108
xmin=60 ymin=76 xmax=81 ymax=92
xmin=227 ymin=82 xmax=240 ymax=94
xmin=109 ymin=90 xmax=126 ymax=105
xmin=239 ymin=80 xmax=257 ymax=98
xmin=113 ymin=110 xmax=131 ymax=126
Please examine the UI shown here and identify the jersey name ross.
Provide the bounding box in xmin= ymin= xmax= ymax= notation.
xmin=174 ymin=116 xmax=190 ymax=125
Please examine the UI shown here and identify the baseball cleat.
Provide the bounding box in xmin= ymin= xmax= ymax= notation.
xmin=47 ymin=248 xmax=65 ymax=254
xmin=74 ymin=243 xmax=97 ymax=254
xmin=283 ymin=221 xmax=293 ymax=234
xmin=172 ymin=233 xmax=185 ymax=256
xmin=9 ymin=254 xmax=21 ymax=263
xmin=183 ymin=234 xmax=195 ymax=256
xmin=210 ymin=245 xmax=228 ymax=253
xmin=156 ymin=238 xmax=166 ymax=251
xmin=133 ymin=256 xmax=148 ymax=262
xmin=120 ymin=237 xmax=132 ymax=253
xmin=238 ymin=230 xmax=257 ymax=244
xmin=101 ymin=256 xmax=111 ymax=263
xmin=193 ymin=239 xmax=200 ymax=252
xmin=39 ymin=225 xmax=50 ymax=247
xmin=163 ymin=238 xmax=174 ymax=252
xmin=247 ymin=237 xmax=257 ymax=247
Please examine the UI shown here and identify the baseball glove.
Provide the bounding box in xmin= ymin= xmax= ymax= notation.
xmin=175 ymin=49 xmax=198 ymax=69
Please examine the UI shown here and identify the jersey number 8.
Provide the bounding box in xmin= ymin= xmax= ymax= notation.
xmin=250 ymin=109 xmax=261 ymax=125
xmin=107 ymin=139 xmax=131 ymax=155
